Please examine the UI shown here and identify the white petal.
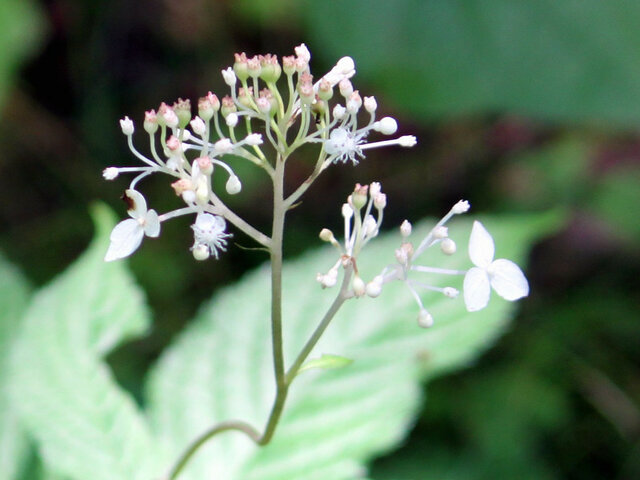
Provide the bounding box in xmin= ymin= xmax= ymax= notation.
xmin=104 ymin=219 xmax=144 ymax=261
xmin=124 ymin=189 xmax=147 ymax=219
xmin=489 ymin=259 xmax=529 ymax=301
xmin=463 ymin=267 xmax=491 ymax=312
xmin=144 ymin=209 xmax=161 ymax=238
xmin=468 ymin=220 xmax=495 ymax=268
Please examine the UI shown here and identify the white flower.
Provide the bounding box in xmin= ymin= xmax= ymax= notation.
xmin=191 ymin=213 xmax=232 ymax=259
xmin=105 ymin=190 xmax=160 ymax=261
xmin=324 ymin=128 xmax=364 ymax=164
xmin=463 ymin=221 xmax=529 ymax=312
xmin=119 ymin=116 xmax=134 ymax=135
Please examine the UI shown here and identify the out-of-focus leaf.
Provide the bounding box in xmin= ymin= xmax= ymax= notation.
xmin=0 ymin=0 xmax=46 ymax=109
xmin=588 ymin=167 xmax=640 ymax=241
xmin=0 ymin=253 xmax=31 ymax=479
xmin=304 ymin=0 xmax=640 ymax=125
xmin=147 ymin=210 xmax=562 ymax=480
xmin=298 ymin=354 xmax=354 ymax=374
xmin=8 ymin=204 xmax=160 ymax=480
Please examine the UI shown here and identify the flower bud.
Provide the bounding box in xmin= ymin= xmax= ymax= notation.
xmin=440 ymin=238 xmax=456 ymax=255
xmin=318 ymin=79 xmax=333 ymax=101
xmin=282 ymin=55 xmax=296 ymax=75
xmin=364 ymin=96 xmax=377 ymax=113
xmin=259 ymin=54 xmax=281 ymax=83
xmin=144 ymin=110 xmax=158 ymax=134
xmin=351 ymin=183 xmax=368 ymax=210
xmin=352 ymin=275 xmax=366 ymax=297
xmin=398 ymin=135 xmax=417 ymax=147
xmin=158 ymin=103 xmax=179 ymax=129
xmin=366 ymin=275 xmax=384 ymax=298
xmin=220 ymin=96 xmax=237 ymax=117
xmin=443 ymin=287 xmax=459 ymax=298
xmin=226 ymin=113 xmax=239 ymax=128
xmin=173 ymin=98 xmax=191 ymax=128
xmin=222 ymin=67 xmax=237 ymax=86
xmin=339 ymin=78 xmax=353 ymax=98
xmin=369 ymin=182 xmax=382 ymax=197
xmin=198 ymin=93 xmax=219 ymax=121
xmin=247 ymin=56 xmax=261 ymax=78
xmin=226 ymin=175 xmax=242 ymax=194
xmin=374 ymin=117 xmax=398 ymax=135
xmin=245 ymin=133 xmax=263 ymax=146
xmin=373 ymin=193 xmax=387 ymax=210
xmin=400 ymin=220 xmax=412 ymax=238
xmin=120 ymin=116 xmax=134 ymax=135
xmin=192 ymin=243 xmax=210 ymax=261
xmin=333 ymin=104 xmax=346 ymax=120
xmin=233 ymin=52 xmax=249 ymax=82
xmin=433 ymin=226 xmax=448 ymax=239
xmin=294 ymin=43 xmax=311 ymax=63
xmin=196 ymin=156 xmax=213 ymax=175
xmin=346 ymin=91 xmax=362 ymax=114
xmin=214 ymin=138 xmax=233 ymax=154
xmin=319 ymin=228 xmax=334 ymax=242
xmin=452 ymin=200 xmax=470 ymax=214
xmin=341 ymin=203 xmax=353 ymax=219
xmin=417 ymin=309 xmax=434 ymax=328
xmin=190 ymin=116 xmax=206 ymax=136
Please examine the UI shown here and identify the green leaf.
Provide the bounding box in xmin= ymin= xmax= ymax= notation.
xmin=0 ymin=0 xmax=46 ymax=109
xmin=304 ymin=0 xmax=640 ymax=125
xmin=9 ymin=204 xmax=160 ymax=480
xmin=147 ymin=211 xmax=561 ymax=479
xmin=298 ymin=354 xmax=354 ymax=375
xmin=0 ymin=253 xmax=31 ymax=479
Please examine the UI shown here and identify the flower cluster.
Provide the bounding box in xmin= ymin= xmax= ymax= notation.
xmin=317 ymin=184 xmax=529 ymax=326
xmin=103 ymin=44 xmax=416 ymax=261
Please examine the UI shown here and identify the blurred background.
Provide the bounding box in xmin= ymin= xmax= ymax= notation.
xmin=0 ymin=0 xmax=639 ymax=479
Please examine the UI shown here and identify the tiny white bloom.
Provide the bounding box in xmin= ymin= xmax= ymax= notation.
xmin=245 ymin=133 xmax=263 ymax=146
xmin=103 ymin=167 xmax=119 ymax=180
xmin=120 ymin=116 xmax=134 ymax=135
xmin=222 ymin=67 xmax=237 ymax=86
xmin=191 ymin=213 xmax=232 ymax=260
xmin=294 ymin=43 xmax=311 ymax=63
xmin=324 ymin=127 xmax=364 ymax=164
xmin=463 ymin=221 xmax=529 ymax=312
xmin=105 ymin=190 xmax=160 ymax=262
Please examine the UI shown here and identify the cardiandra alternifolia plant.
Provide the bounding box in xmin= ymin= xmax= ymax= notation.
xmin=102 ymin=44 xmax=529 ymax=478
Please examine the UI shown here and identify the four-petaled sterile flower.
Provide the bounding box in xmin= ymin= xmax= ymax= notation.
xmin=191 ymin=213 xmax=232 ymax=261
xmin=105 ymin=190 xmax=160 ymax=262
xmin=463 ymin=220 xmax=529 ymax=312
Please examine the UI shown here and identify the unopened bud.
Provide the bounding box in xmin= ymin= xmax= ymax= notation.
xmin=196 ymin=156 xmax=213 ymax=175
xmin=366 ymin=275 xmax=384 ymax=298
xmin=441 ymin=238 xmax=456 ymax=255
xmin=351 ymin=183 xmax=368 ymax=210
xmin=222 ymin=67 xmax=237 ymax=86
xmin=373 ymin=193 xmax=387 ymax=210
xmin=364 ymin=96 xmax=377 ymax=113
xmin=245 ymin=133 xmax=263 ymax=146
xmin=226 ymin=113 xmax=239 ymax=127
xmin=120 ymin=116 xmax=134 ymax=135
xmin=214 ymin=138 xmax=233 ymax=154
xmin=339 ymin=78 xmax=353 ymax=98
xmin=418 ymin=309 xmax=434 ymax=328
xmin=398 ymin=135 xmax=417 ymax=147
xmin=352 ymin=275 xmax=366 ymax=297
xmin=319 ymin=228 xmax=334 ymax=242
xmin=226 ymin=175 xmax=242 ymax=194
xmin=333 ymin=104 xmax=347 ymax=120
xmin=400 ymin=220 xmax=412 ymax=238
xmin=452 ymin=200 xmax=470 ymax=214
xmin=374 ymin=117 xmax=398 ymax=135
xmin=433 ymin=226 xmax=448 ymax=239
xmin=190 ymin=116 xmax=206 ymax=136
xmin=144 ymin=110 xmax=158 ymax=134
xmin=192 ymin=244 xmax=210 ymax=261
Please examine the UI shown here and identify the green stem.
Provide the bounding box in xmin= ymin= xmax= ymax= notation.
xmin=167 ymin=421 xmax=261 ymax=479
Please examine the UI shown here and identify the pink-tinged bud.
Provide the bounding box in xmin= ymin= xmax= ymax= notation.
xmin=351 ymin=183 xmax=368 ymax=210
xmin=311 ymin=98 xmax=327 ymax=116
xmin=298 ymin=82 xmax=314 ymax=105
xmin=259 ymin=54 xmax=281 ymax=83
xmin=119 ymin=116 xmax=134 ymax=135
xmin=244 ymin=133 xmax=263 ymax=146
xmin=282 ymin=55 xmax=296 ymax=75
xmin=233 ymin=52 xmax=249 ymax=82
xmin=237 ymin=87 xmax=254 ymax=108
xmin=196 ymin=156 xmax=213 ymax=175
xmin=339 ymin=78 xmax=353 ymax=98
xmin=173 ymin=98 xmax=191 ymax=128
xmin=333 ymin=104 xmax=346 ymax=120
xmin=295 ymin=57 xmax=308 ymax=73
xmin=171 ymin=179 xmax=193 ymax=196
xmin=198 ymin=92 xmax=219 ymax=121
xmin=221 ymin=96 xmax=237 ymax=117
xmin=256 ymin=96 xmax=272 ymax=115
xmin=440 ymin=238 xmax=456 ymax=255
xmin=247 ymin=56 xmax=261 ymax=78
xmin=166 ymin=135 xmax=181 ymax=153
xmin=158 ymin=102 xmax=179 ymax=129
xmin=346 ymin=90 xmax=362 ymax=114
xmin=144 ymin=109 xmax=158 ymax=134
xmin=318 ymin=79 xmax=333 ymax=101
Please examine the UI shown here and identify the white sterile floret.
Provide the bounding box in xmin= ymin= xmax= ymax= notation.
xmin=191 ymin=213 xmax=232 ymax=260
xmin=245 ymin=133 xmax=263 ymax=146
xmin=226 ymin=175 xmax=242 ymax=195
xmin=120 ymin=116 xmax=134 ymax=135
xmin=105 ymin=189 xmax=160 ymax=262
xmin=103 ymin=167 xmax=119 ymax=180
xmin=374 ymin=117 xmax=397 ymax=135
xmin=463 ymin=221 xmax=529 ymax=312
xmin=222 ymin=67 xmax=237 ymax=86
xmin=324 ymin=128 xmax=364 ymax=164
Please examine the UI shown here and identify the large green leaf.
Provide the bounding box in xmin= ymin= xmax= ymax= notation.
xmin=304 ymin=0 xmax=640 ymax=125
xmin=0 ymin=253 xmax=31 ymax=479
xmin=8 ymin=205 xmax=160 ymax=480
xmin=147 ymin=211 xmax=561 ymax=479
